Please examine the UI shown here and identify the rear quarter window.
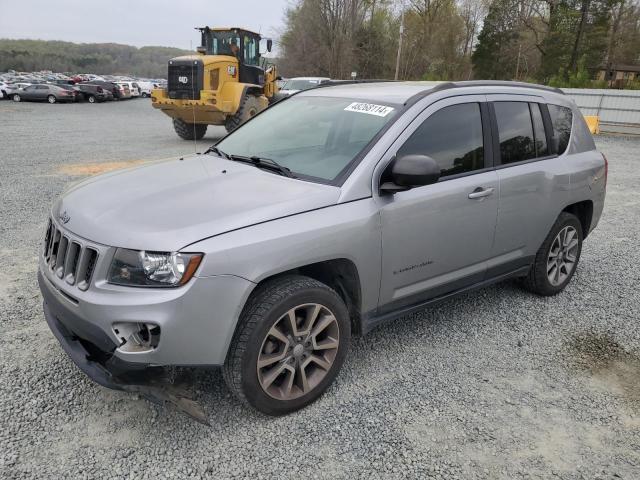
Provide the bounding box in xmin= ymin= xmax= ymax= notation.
xmin=547 ymin=104 xmax=573 ymax=155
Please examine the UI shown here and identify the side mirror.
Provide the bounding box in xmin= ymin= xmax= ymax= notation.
xmin=380 ymin=154 xmax=441 ymax=194
xmin=196 ymin=46 xmax=207 ymax=54
xmin=267 ymin=39 xmax=273 ymax=52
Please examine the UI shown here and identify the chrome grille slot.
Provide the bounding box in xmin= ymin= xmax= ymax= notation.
xmin=64 ymin=242 xmax=81 ymax=285
xmin=55 ymin=236 xmax=69 ymax=278
xmin=77 ymin=248 xmax=98 ymax=291
xmin=43 ymin=220 xmax=53 ymax=259
xmin=45 ymin=225 xmax=55 ymax=262
xmin=42 ymin=218 xmax=100 ymax=293
xmin=50 ymin=229 xmax=61 ymax=268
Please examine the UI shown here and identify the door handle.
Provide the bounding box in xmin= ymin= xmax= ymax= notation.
xmin=468 ymin=187 xmax=495 ymax=199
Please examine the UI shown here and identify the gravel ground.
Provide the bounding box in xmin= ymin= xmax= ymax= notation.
xmin=1 ymin=99 xmax=639 ymax=479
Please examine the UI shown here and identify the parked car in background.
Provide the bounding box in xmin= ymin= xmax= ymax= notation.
xmin=136 ymin=81 xmax=154 ymax=97
xmin=55 ymin=84 xmax=83 ymax=102
xmin=12 ymin=84 xmax=75 ymax=103
xmin=5 ymin=82 xmax=32 ymax=97
xmin=278 ymin=77 xmax=331 ymax=97
xmin=116 ymin=82 xmax=132 ymax=99
xmin=86 ymin=81 xmax=120 ymax=100
xmin=119 ymin=81 xmax=140 ymax=97
xmin=0 ymin=81 xmax=9 ymax=99
xmin=76 ymin=83 xmax=110 ymax=103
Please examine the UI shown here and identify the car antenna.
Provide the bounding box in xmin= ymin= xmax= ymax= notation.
xmin=190 ymin=39 xmax=198 ymax=155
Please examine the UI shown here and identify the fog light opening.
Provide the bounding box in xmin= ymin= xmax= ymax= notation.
xmin=113 ymin=322 xmax=160 ymax=352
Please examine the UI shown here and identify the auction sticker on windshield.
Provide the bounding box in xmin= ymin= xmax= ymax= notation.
xmin=344 ymin=102 xmax=394 ymax=117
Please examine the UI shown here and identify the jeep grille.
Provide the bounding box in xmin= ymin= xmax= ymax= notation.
xmin=43 ymin=219 xmax=99 ymax=291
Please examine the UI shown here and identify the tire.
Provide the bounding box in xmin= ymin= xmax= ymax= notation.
xmin=225 ymin=94 xmax=263 ymax=133
xmin=223 ymin=275 xmax=351 ymax=415
xmin=141 ymin=92 xmax=148 ymax=98
xmin=172 ymin=118 xmax=207 ymax=140
xmin=522 ymin=212 xmax=583 ymax=296
xmin=87 ymin=95 xmax=96 ymax=104
xmin=12 ymin=94 xmax=21 ymax=102
xmin=47 ymin=95 xmax=56 ymax=104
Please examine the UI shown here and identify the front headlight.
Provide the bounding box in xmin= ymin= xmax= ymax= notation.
xmin=108 ymin=249 xmax=203 ymax=287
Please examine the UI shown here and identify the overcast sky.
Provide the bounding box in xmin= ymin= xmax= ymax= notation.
xmin=0 ymin=0 xmax=291 ymax=49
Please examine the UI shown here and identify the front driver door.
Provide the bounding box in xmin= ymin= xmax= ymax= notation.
xmin=376 ymin=96 xmax=498 ymax=314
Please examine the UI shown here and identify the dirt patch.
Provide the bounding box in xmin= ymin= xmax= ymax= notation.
xmin=57 ymin=160 xmax=148 ymax=177
xmin=568 ymin=331 xmax=640 ymax=406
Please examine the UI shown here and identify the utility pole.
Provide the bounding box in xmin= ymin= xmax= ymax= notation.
xmin=394 ymin=6 xmax=405 ymax=81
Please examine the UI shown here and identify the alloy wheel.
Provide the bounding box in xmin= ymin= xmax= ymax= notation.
xmin=257 ymin=303 xmax=340 ymax=401
xmin=547 ymin=225 xmax=579 ymax=286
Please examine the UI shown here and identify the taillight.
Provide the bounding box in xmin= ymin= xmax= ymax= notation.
xmin=602 ymin=153 xmax=608 ymax=188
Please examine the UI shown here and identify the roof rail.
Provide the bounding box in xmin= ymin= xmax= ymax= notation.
xmin=314 ymin=79 xmax=397 ymax=89
xmin=403 ymin=80 xmax=563 ymax=107
xmin=451 ymin=80 xmax=564 ymax=95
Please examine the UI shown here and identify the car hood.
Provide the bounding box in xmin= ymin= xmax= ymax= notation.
xmin=53 ymin=155 xmax=341 ymax=251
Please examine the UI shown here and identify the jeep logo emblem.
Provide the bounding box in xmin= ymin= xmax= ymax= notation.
xmin=59 ymin=211 xmax=70 ymax=224
xmin=178 ymin=76 xmax=189 ymax=84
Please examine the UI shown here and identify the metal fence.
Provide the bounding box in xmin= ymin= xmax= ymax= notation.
xmin=562 ymin=88 xmax=640 ymax=135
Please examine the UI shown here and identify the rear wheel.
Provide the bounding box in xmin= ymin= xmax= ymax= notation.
xmin=12 ymin=94 xmax=21 ymax=102
xmin=522 ymin=212 xmax=583 ymax=296
xmin=47 ymin=95 xmax=56 ymax=104
xmin=223 ymin=275 xmax=350 ymax=415
xmin=225 ymin=95 xmax=262 ymax=133
xmin=141 ymin=92 xmax=148 ymax=98
xmin=87 ymin=95 xmax=96 ymax=104
xmin=172 ymin=118 xmax=207 ymax=140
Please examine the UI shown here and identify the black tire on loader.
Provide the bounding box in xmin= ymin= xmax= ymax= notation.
xmin=225 ymin=95 xmax=262 ymax=133
xmin=173 ymin=118 xmax=207 ymax=140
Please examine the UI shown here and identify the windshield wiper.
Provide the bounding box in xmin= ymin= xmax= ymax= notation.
xmin=204 ymin=145 xmax=230 ymax=159
xmin=227 ymin=154 xmax=296 ymax=178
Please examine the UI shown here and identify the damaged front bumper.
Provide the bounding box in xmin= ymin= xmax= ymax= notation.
xmin=39 ymin=271 xmax=209 ymax=423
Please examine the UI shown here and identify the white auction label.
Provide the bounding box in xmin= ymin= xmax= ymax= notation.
xmin=344 ymin=102 xmax=394 ymax=117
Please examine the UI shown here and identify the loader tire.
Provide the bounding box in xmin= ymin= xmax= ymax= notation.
xmin=225 ymin=95 xmax=262 ymax=133
xmin=173 ymin=118 xmax=207 ymax=140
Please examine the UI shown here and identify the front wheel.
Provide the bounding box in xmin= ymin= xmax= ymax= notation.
xmin=225 ymin=95 xmax=263 ymax=133
xmin=522 ymin=212 xmax=583 ymax=296
xmin=223 ymin=275 xmax=351 ymax=415
xmin=172 ymin=118 xmax=207 ymax=140
xmin=12 ymin=94 xmax=21 ymax=102
xmin=87 ymin=95 xmax=96 ymax=103
xmin=47 ymin=95 xmax=56 ymax=104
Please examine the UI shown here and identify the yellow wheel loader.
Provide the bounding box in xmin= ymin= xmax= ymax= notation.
xmin=151 ymin=27 xmax=279 ymax=140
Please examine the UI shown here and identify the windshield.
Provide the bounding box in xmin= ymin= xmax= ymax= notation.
xmin=283 ymin=79 xmax=324 ymax=91
xmin=215 ymin=96 xmax=398 ymax=182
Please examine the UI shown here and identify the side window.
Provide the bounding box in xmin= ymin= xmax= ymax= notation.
xmin=547 ymin=104 xmax=573 ymax=155
xmin=494 ymin=101 xmax=536 ymax=164
xmin=397 ymin=103 xmax=485 ymax=178
xmin=244 ymin=36 xmax=258 ymax=65
xmin=530 ymin=103 xmax=549 ymax=157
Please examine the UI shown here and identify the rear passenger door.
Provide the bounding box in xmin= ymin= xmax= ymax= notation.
xmin=487 ymin=95 xmax=570 ymax=274
xmin=377 ymin=96 xmax=499 ymax=313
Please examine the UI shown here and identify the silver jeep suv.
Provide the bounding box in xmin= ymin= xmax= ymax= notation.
xmin=39 ymin=81 xmax=607 ymax=417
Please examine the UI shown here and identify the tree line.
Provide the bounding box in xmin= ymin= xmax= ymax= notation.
xmin=0 ymin=39 xmax=190 ymax=78
xmin=277 ymin=0 xmax=640 ymax=87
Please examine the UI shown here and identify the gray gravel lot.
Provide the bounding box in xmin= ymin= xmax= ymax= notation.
xmin=1 ymin=98 xmax=639 ymax=479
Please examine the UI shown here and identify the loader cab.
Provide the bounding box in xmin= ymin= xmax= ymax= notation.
xmin=198 ymin=27 xmax=271 ymax=85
